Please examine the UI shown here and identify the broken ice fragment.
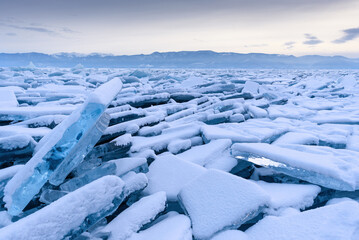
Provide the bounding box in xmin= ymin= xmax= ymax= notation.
xmin=60 ymin=157 xmax=147 ymax=192
xmin=178 ymin=169 xmax=269 ymax=240
xmin=232 ymin=143 xmax=359 ymax=191
xmin=96 ymin=192 xmax=166 ymax=240
xmin=0 ymin=176 xmax=125 ymax=240
xmin=4 ymin=78 xmax=122 ymax=216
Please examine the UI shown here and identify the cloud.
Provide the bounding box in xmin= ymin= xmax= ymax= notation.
xmin=284 ymin=41 xmax=295 ymax=49
xmin=243 ymin=44 xmax=268 ymax=48
xmin=303 ymin=34 xmax=323 ymax=45
xmin=333 ymin=27 xmax=359 ymax=43
xmin=6 ymin=32 xmax=17 ymax=36
xmin=3 ymin=23 xmax=58 ymax=35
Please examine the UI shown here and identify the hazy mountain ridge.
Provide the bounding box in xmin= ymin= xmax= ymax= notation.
xmin=1 ymin=51 xmax=359 ymax=68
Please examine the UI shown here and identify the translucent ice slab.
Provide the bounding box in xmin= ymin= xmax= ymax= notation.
xmin=232 ymin=143 xmax=359 ymax=191
xmin=4 ymin=78 xmax=122 ymax=215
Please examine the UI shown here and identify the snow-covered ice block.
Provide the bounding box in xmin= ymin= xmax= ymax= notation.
xmin=253 ymin=181 xmax=321 ymax=211
xmin=177 ymin=139 xmax=231 ymax=165
xmin=143 ymin=154 xmax=206 ymax=201
xmin=246 ymin=105 xmax=267 ymax=118
xmin=131 ymin=123 xmax=201 ymax=153
xmin=0 ymin=105 xmax=75 ymax=122
xmin=232 ymin=143 xmax=359 ymax=191
xmin=15 ymin=115 xmax=66 ymax=129
xmin=202 ymin=119 xmax=290 ymax=143
xmin=128 ymin=213 xmax=192 ymax=240
xmin=246 ymin=199 xmax=359 ymax=240
xmin=0 ymin=89 xmax=18 ymax=107
xmin=272 ymin=132 xmax=319 ymax=145
xmin=201 ymin=124 xmax=259 ymax=143
xmin=242 ymin=81 xmax=260 ymax=96
xmin=167 ymin=139 xmax=192 ymax=154
xmin=211 ymin=230 xmax=249 ymax=240
xmin=347 ymin=134 xmax=359 ymax=152
xmin=97 ymin=192 xmax=166 ymax=240
xmin=178 ymin=169 xmax=269 ymax=240
xmin=0 ymin=134 xmax=36 ymax=164
xmin=0 ymin=176 xmax=125 ymax=240
xmin=4 ymin=78 xmax=122 ymax=215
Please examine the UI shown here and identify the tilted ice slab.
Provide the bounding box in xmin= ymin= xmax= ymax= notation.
xmin=60 ymin=157 xmax=147 ymax=192
xmin=0 ymin=176 xmax=125 ymax=240
xmin=178 ymin=169 xmax=269 ymax=240
xmin=4 ymin=78 xmax=122 ymax=215
xmin=97 ymin=192 xmax=167 ymax=240
xmin=246 ymin=199 xmax=359 ymax=240
xmin=232 ymin=143 xmax=359 ymax=191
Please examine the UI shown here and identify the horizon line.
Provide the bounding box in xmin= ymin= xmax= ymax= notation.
xmin=1 ymin=50 xmax=359 ymax=59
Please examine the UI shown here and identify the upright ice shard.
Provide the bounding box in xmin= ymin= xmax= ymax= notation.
xmin=4 ymin=77 xmax=122 ymax=216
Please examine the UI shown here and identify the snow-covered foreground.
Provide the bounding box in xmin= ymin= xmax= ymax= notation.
xmin=0 ymin=65 xmax=359 ymax=239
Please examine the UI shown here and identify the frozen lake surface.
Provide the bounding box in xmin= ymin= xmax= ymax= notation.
xmin=0 ymin=66 xmax=358 ymax=239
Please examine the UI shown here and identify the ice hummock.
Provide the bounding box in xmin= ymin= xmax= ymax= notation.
xmin=4 ymin=77 xmax=122 ymax=215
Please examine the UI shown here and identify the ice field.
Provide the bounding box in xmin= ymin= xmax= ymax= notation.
xmin=0 ymin=65 xmax=359 ymax=239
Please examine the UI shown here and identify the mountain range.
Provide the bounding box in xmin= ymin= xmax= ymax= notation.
xmin=1 ymin=51 xmax=359 ymax=69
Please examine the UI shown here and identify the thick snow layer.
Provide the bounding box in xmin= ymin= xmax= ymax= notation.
xmin=99 ymin=192 xmax=166 ymax=240
xmin=128 ymin=213 xmax=192 ymax=240
xmin=232 ymin=143 xmax=359 ymax=191
xmin=211 ymin=230 xmax=249 ymax=240
xmin=246 ymin=199 xmax=359 ymax=240
xmin=253 ymin=181 xmax=321 ymax=211
xmin=273 ymin=132 xmax=319 ymax=145
xmin=143 ymin=154 xmax=206 ymax=201
xmin=0 ymin=134 xmax=36 ymax=151
xmin=0 ymin=106 xmax=75 ymax=121
xmin=131 ymin=123 xmax=201 ymax=153
xmin=178 ymin=169 xmax=269 ymax=240
xmin=0 ymin=176 xmax=124 ymax=240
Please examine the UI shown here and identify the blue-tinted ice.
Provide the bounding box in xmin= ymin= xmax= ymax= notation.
xmin=3 ymin=78 xmax=122 ymax=215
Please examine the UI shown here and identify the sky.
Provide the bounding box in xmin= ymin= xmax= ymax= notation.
xmin=0 ymin=0 xmax=359 ymax=57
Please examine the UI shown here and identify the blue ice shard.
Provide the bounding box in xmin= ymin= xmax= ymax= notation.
xmin=4 ymin=78 xmax=123 ymax=216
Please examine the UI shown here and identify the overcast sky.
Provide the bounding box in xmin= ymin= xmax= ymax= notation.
xmin=1 ymin=0 xmax=359 ymax=57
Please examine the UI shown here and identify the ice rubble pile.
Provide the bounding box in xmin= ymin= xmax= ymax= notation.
xmin=0 ymin=67 xmax=358 ymax=239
